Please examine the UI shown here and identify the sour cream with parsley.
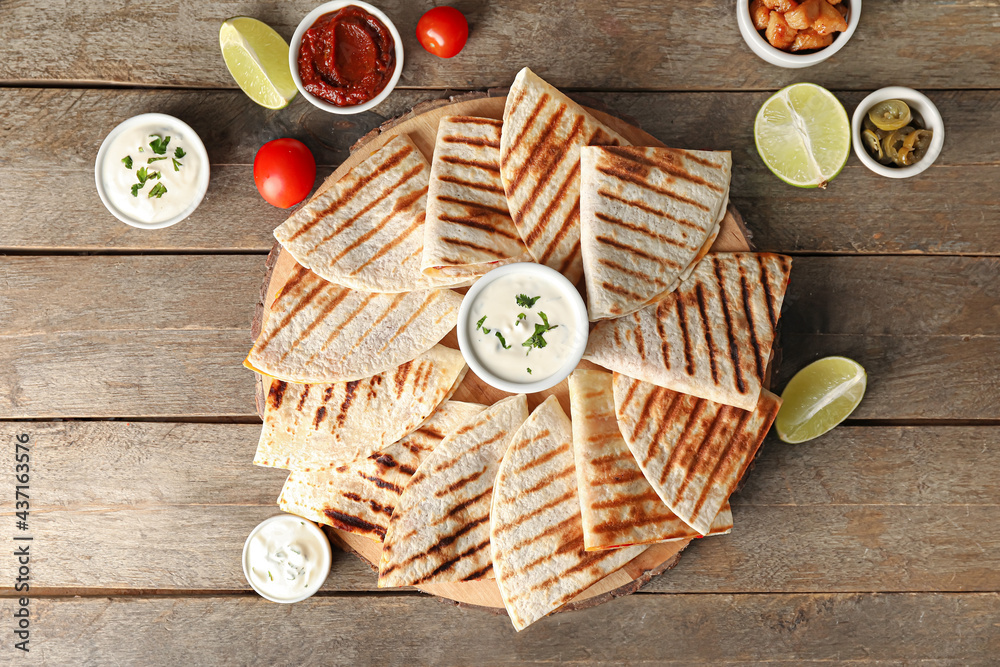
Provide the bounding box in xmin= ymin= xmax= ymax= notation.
xmin=461 ymin=264 xmax=589 ymax=387
xmin=243 ymin=515 xmax=331 ymax=603
xmin=96 ymin=113 xmax=209 ymax=228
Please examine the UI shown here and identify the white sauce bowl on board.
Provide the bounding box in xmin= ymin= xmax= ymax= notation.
xmin=94 ymin=113 xmax=210 ymax=229
xmin=736 ymin=0 xmax=862 ymax=69
xmin=457 ymin=263 xmax=589 ymax=394
xmin=289 ymin=0 xmax=404 ymax=115
xmin=242 ymin=514 xmax=332 ymax=604
xmin=851 ymin=86 xmax=945 ymax=179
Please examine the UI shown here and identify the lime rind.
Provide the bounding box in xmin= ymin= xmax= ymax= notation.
xmin=220 ymin=17 xmax=297 ymax=110
xmin=754 ymin=83 xmax=851 ymax=188
xmin=775 ymin=356 xmax=867 ymax=444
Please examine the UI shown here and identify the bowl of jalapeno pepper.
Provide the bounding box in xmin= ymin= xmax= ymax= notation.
xmin=852 ymin=87 xmax=944 ymax=179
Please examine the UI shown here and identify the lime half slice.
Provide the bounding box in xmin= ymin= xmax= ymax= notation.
xmin=220 ymin=17 xmax=297 ymax=110
xmin=775 ymin=356 xmax=867 ymax=444
xmin=754 ymin=83 xmax=850 ymax=189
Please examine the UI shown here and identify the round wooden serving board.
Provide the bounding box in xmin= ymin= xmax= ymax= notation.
xmin=252 ymin=94 xmax=753 ymax=612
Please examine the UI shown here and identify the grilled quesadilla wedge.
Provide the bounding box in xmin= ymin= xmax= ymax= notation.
xmin=422 ymin=116 xmax=532 ymax=279
xmin=273 ymin=134 xmax=465 ymax=292
xmin=278 ymin=401 xmax=486 ymax=541
xmin=491 ymin=395 xmax=645 ymax=631
xmin=584 ymin=252 xmax=792 ymax=411
xmin=254 ymin=345 xmax=468 ymax=471
xmin=245 ymin=266 xmax=463 ymax=384
xmin=500 ymin=67 xmax=629 ymax=283
xmin=614 ymin=373 xmax=781 ymax=535
xmin=568 ymin=369 xmax=732 ymax=550
xmin=580 ymin=146 xmax=732 ymax=321
xmin=378 ymin=394 xmax=530 ymax=588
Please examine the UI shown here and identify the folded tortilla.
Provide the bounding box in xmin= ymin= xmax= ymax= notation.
xmin=278 ymin=401 xmax=486 ymax=541
xmin=245 ymin=266 xmax=463 ymax=384
xmin=421 ymin=116 xmax=532 ymax=279
xmin=273 ymin=134 xmax=465 ymax=292
xmin=584 ymin=252 xmax=791 ymax=411
xmin=378 ymin=394 xmax=529 ymax=587
xmin=491 ymin=395 xmax=645 ymax=631
xmin=254 ymin=345 xmax=468 ymax=471
xmin=568 ymin=369 xmax=733 ymax=549
xmin=580 ymin=146 xmax=732 ymax=320
xmin=614 ymin=372 xmax=781 ymax=535
xmin=500 ymin=67 xmax=628 ymax=283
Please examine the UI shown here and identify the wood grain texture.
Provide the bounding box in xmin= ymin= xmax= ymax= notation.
xmin=2 ymin=422 xmax=996 ymax=594
xmin=2 ymin=1 xmax=997 ymax=91
xmin=3 ymin=88 xmax=1000 ymax=253
xmin=3 ymin=594 xmax=997 ymax=664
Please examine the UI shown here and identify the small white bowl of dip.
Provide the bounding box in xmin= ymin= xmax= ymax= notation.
xmin=95 ymin=113 xmax=210 ymax=229
xmin=851 ymin=86 xmax=945 ymax=179
xmin=457 ymin=263 xmax=589 ymax=394
xmin=242 ymin=514 xmax=332 ymax=604
xmin=736 ymin=0 xmax=861 ymax=69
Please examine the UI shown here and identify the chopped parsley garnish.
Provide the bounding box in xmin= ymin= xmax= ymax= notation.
xmin=522 ymin=312 xmax=558 ymax=353
xmin=516 ymin=294 xmax=541 ymax=308
xmin=131 ymin=183 xmax=142 ymax=197
xmin=476 ymin=315 xmax=487 ymax=330
xmin=121 ymin=156 xmax=133 ymax=169
xmin=495 ymin=331 xmax=511 ymax=349
xmin=526 ymin=368 xmax=532 ymax=374
xmin=172 ymin=157 xmax=183 ymax=171
xmin=516 ymin=313 xmax=526 ymax=325
xmin=149 ymin=134 xmax=171 ymax=155
xmin=148 ymin=182 xmax=168 ymax=198
xmin=147 ymin=156 xmax=168 ymax=164
xmin=174 ymin=147 xmax=186 ymax=158
xmin=131 ymin=166 xmax=154 ymax=196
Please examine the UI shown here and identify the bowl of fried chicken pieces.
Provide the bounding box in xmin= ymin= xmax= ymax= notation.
xmin=737 ymin=0 xmax=861 ymax=68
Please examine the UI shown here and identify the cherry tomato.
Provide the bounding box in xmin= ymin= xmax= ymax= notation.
xmin=253 ymin=138 xmax=316 ymax=209
xmin=416 ymin=7 xmax=469 ymax=58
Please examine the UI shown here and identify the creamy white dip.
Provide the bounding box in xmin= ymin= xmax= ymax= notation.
xmin=100 ymin=122 xmax=203 ymax=224
xmin=466 ymin=272 xmax=585 ymax=383
xmin=244 ymin=515 xmax=329 ymax=602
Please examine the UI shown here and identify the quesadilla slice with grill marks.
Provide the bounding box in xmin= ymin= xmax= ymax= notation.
xmin=245 ymin=266 xmax=463 ymax=384
xmin=584 ymin=252 xmax=791 ymax=411
xmin=614 ymin=373 xmax=781 ymax=535
xmin=254 ymin=345 xmax=468 ymax=471
xmin=273 ymin=134 xmax=466 ymax=292
xmin=568 ymin=369 xmax=732 ymax=550
xmin=378 ymin=394 xmax=530 ymax=587
xmin=278 ymin=401 xmax=486 ymax=541
xmin=580 ymin=146 xmax=732 ymax=321
xmin=500 ymin=67 xmax=629 ymax=283
xmin=421 ymin=116 xmax=532 ymax=279
xmin=491 ymin=395 xmax=645 ymax=631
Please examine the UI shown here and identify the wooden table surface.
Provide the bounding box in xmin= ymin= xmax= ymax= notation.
xmin=2 ymin=1 xmax=998 ymax=664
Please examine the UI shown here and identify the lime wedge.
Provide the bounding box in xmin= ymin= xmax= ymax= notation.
xmin=775 ymin=356 xmax=867 ymax=444
xmin=220 ymin=17 xmax=297 ymax=110
xmin=754 ymin=83 xmax=850 ymax=189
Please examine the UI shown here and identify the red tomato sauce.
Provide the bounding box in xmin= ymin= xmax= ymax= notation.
xmin=297 ymin=6 xmax=396 ymax=107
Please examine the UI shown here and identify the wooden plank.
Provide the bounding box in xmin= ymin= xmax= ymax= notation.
xmin=2 ymin=422 xmax=997 ymax=593
xmin=2 ymin=1 xmax=997 ymax=91
xmin=2 ymin=594 xmax=997 ymax=664
xmin=2 ymin=255 xmax=998 ymax=419
xmin=2 ymin=88 xmax=999 ymax=253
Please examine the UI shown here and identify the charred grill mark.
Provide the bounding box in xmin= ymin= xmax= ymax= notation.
xmin=494 ymin=488 xmax=576 ymax=535
xmin=315 ymin=292 xmax=377 ymax=356
xmin=635 ymin=329 xmax=646 ymax=361
xmin=366 ymin=374 xmax=382 ymax=401
xmin=436 ymin=196 xmax=511 ymax=220
xmin=503 ymin=90 xmax=544 ymax=165
xmin=522 ymin=464 xmax=576 ymax=495
xmin=358 ymin=472 xmax=403 ymax=494
xmin=740 ymin=271 xmax=765 ymax=381
xmin=357 ymin=293 xmax=407 ymax=346
xmin=655 ymin=311 xmax=672 ymax=372
xmin=695 ymin=284 xmax=720 ymax=385
xmin=589 ymin=449 xmax=639 ymax=467
xmin=438 ymin=174 xmax=506 ymax=195
xmin=596 ymin=164 xmax=711 ymax=212
xmin=442 ymin=135 xmax=500 ymax=149
xmin=323 ymin=509 xmax=386 ymax=539
xmin=413 ymin=537 xmax=492 ymax=584
xmin=313 ymin=406 xmax=327 ymax=429
xmin=595 ymin=235 xmax=665 ymax=264
xmin=393 ymin=361 xmax=414 ymax=398
xmin=612 ymin=328 xmax=622 ymax=348
xmin=598 ymin=258 xmax=666 ymax=288
xmin=442 ymin=487 xmax=492 ymax=521
xmin=631 ymin=385 xmax=664 ymax=451
xmin=596 ymin=189 xmax=705 ymax=232
xmin=341 ymin=492 xmax=393 ymax=517
xmin=556 ymin=240 xmax=581 ymax=276
xmin=462 ymin=563 xmax=494 ymax=581
xmin=601 ymin=281 xmax=644 ymax=302
xmin=509 ymin=429 xmax=552 ymax=454
xmin=657 ymin=398 xmax=707 ymax=491
xmin=646 ymin=391 xmax=683 ymax=467
xmin=371 ymin=452 xmax=398 ymax=469
xmin=439 ymin=237 xmax=508 ymax=258
xmin=758 ymin=254 xmax=778 ymax=328
xmin=349 ymin=214 xmax=424 ymax=275
xmin=276 ymin=289 xmax=351 ymax=363
xmin=335 ymin=381 xmax=361 ymax=427
xmin=514 ymin=441 xmax=570 ymax=473
xmin=590 ymin=489 xmax=664 ymax=510
xmin=678 ymin=149 xmax=725 ymax=169
xmin=592 ymin=467 xmax=646 ymax=486
xmin=434 ymin=467 xmax=487 ymax=498
xmin=439 ymin=155 xmax=501 ymax=174
xmin=676 ymin=298 xmax=695 ymax=376
xmin=448 ymin=115 xmax=503 ymax=127
xmin=593 ymin=212 xmax=689 ymax=253
xmin=519 ymin=111 xmax=583 ymax=226
xmin=672 ymin=404 xmax=731 ymax=506
xmin=604 ymin=147 xmax=725 ymax=193
xmin=267 ymin=381 xmax=288 ymax=410
xmin=381 ymin=294 xmax=438 ymax=352
xmin=258 ymin=281 xmax=328 ymax=351
xmin=616 ymin=376 xmax=640 ymax=415
xmin=292 ymin=384 xmax=311 ymax=412
xmin=713 ymin=259 xmax=746 ymax=393
xmin=509 ymin=97 xmax=564 ymax=201
xmin=589 ymin=127 xmax=621 ymax=147
xmin=437 ymin=208 xmax=519 ymax=235
xmin=534 ymin=166 xmax=581 ymax=260
xmin=287 ymin=143 xmax=415 ymax=241
xmin=688 ymin=408 xmax=752 ymax=525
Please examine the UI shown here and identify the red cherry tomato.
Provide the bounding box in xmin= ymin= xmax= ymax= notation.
xmin=253 ymin=138 xmax=316 ymax=209
xmin=416 ymin=7 xmax=469 ymax=58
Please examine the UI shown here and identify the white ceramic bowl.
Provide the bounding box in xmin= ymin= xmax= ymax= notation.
xmin=242 ymin=514 xmax=332 ymax=604
xmin=94 ymin=113 xmax=210 ymax=229
xmin=851 ymin=86 xmax=944 ymax=179
xmin=289 ymin=1 xmax=404 ymax=114
xmin=737 ymin=0 xmax=861 ymax=68
xmin=457 ymin=263 xmax=590 ymax=394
